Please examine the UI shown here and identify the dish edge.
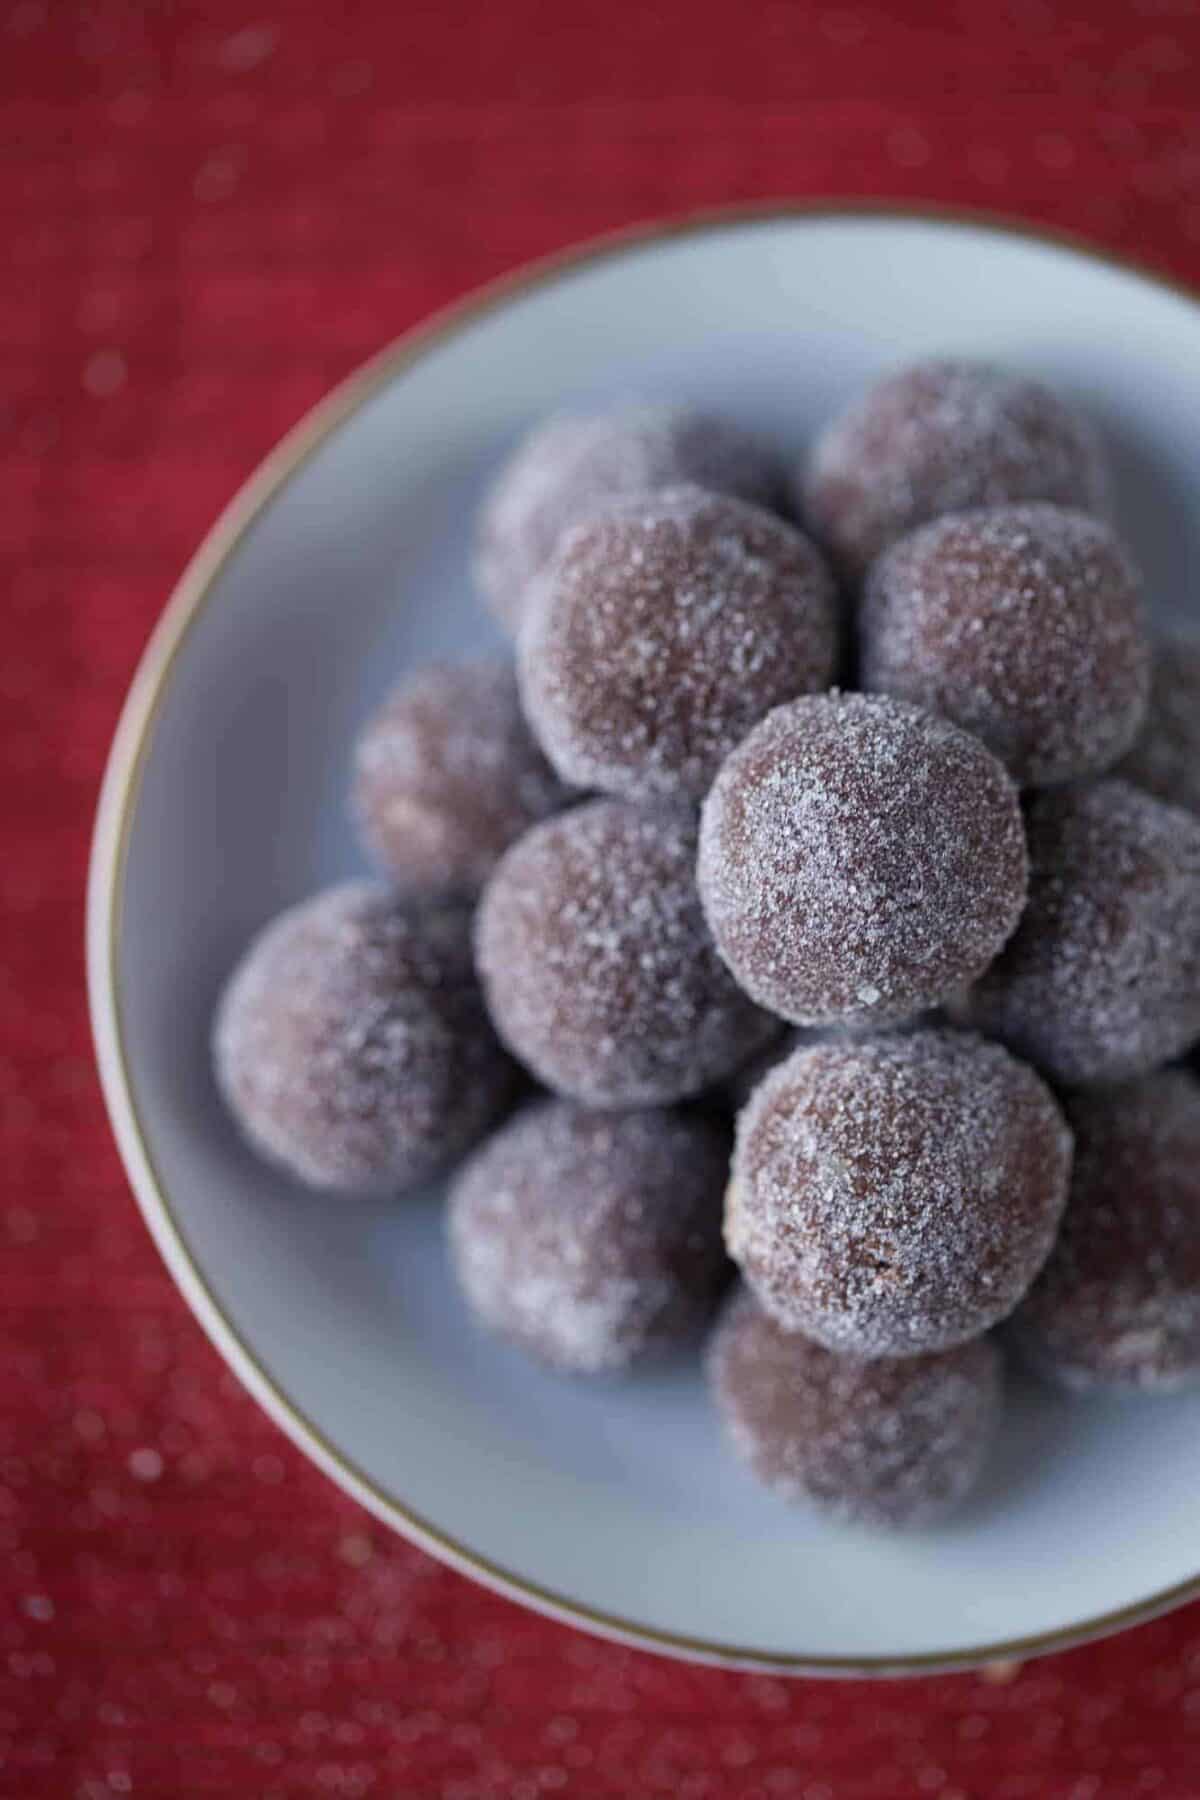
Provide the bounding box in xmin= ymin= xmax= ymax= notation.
xmin=86 ymin=198 xmax=1200 ymax=1676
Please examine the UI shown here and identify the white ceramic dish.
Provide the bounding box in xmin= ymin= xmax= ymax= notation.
xmin=89 ymin=206 xmax=1200 ymax=1675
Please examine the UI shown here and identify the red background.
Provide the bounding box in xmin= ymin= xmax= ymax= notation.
xmin=6 ymin=2 xmax=1200 ymax=1794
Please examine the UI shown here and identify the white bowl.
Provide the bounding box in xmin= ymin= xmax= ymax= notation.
xmin=89 ymin=205 xmax=1200 ymax=1675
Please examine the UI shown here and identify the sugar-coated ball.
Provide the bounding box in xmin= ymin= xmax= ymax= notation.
xmin=449 ymin=1099 xmax=731 ymax=1373
xmin=697 ymin=692 xmax=1028 ymax=1029
xmin=476 ymin=799 xmax=776 ymax=1106
xmin=959 ymin=781 xmax=1200 ymax=1085
xmin=861 ymin=503 xmax=1149 ymax=786
xmin=1011 ymin=1072 xmax=1200 ymax=1392
xmin=726 ymin=1029 xmax=1072 ymax=1357
xmin=709 ymin=1288 xmax=1003 ymax=1527
xmin=351 ymin=658 xmax=571 ymax=898
xmin=802 ymin=358 xmax=1108 ymax=583
xmin=1116 ymin=633 xmax=1200 ymax=816
xmin=477 ymin=405 xmax=785 ymax=629
xmin=519 ymin=485 xmax=837 ymax=803
xmin=214 ymin=883 xmax=517 ymax=1191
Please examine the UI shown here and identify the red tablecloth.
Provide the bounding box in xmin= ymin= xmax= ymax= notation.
xmin=6 ymin=2 xmax=1200 ymax=1794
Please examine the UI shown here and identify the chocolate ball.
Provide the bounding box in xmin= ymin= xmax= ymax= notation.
xmin=477 ymin=405 xmax=785 ymax=629
xmin=214 ymin=883 xmax=516 ymax=1192
xmin=697 ymin=692 xmax=1028 ymax=1029
xmin=1011 ymin=1072 xmax=1200 ymax=1392
xmin=726 ymin=1029 xmax=1072 ymax=1356
xmin=351 ymin=658 xmax=571 ymax=898
xmin=959 ymin=781 xmax=1200 ymax=1085
xmin=861 ymin=503 xmax=1149 ymax=786
xmin=709 ymin=1288 xmax=1003 ymax=1527
xmin=802 ymin=358 xmax=1109 ymax=583
xmin=476 ymin=799 xmax=775 ymax=1106
xmin=449 ymin=1099 xmax=730 ymax=1372
xmin=1115 ymin=633 xmax=1200 ymax=816
xmin=519 ymin=485 xmax=837 ymax=803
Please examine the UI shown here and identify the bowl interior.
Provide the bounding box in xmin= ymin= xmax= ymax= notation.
xmin=94 ymin=212 xmax=1200 ymax=1670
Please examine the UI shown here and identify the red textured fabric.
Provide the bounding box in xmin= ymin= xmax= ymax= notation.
xmin=5 ymin=2 xmax=1200 ymax=1794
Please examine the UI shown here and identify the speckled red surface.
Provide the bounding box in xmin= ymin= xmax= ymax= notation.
xmin=6 ymin=3 xmax=1200 ymax=1795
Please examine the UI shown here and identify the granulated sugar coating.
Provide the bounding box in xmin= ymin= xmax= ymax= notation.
xmin=1116 ymin=633 xmax=1200 ymax=816
xmin=351 ymin=658 xmax=571 ymax=897
xmin=519 ymin=485 xmax=837 ymax=803
xmin=801 ymin=358 xmax=1109 ymax=584
xmin=448 ymin=1099 xmax=731 ymax=1373
xmin=476 ymin=799 xmax=776 ymax=1106
xmin=697 ymin=692 xmax=1028 ymax=1029
xmin=1011 ymin=1072 xmax=1200 ymax=1393
xmin=213 ymin=883 xmax=516 ymax=1192
xmin=960 ymin=781 xmax=1200 ymax=1085
xmin=476 ymin=405 xmax=785 ymax=630
xmin=721 ymin=1014 xmax=928 ymax=1115
xmin=861 ymin=504 xmax=1149 ymax=786
xmin=726 ymin=1028 xmax=1072 ymax=1356
xmin=708 ymin=1287 xmax=1003 ymax=1527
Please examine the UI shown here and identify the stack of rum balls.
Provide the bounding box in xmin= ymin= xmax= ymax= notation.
xmin=215 ymin=360 xmax=1200 ymax=1532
